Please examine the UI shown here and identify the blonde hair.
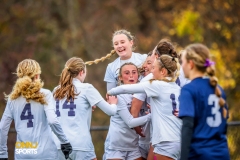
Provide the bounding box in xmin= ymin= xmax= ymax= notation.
xmin=117 ymin=62 xmax=140 ymax=85
xmin=85 ymin=29 xmax=135 ymax=65
xmin=150 ymin=55 xmax=180 ymax=83
xmin=54 ymin=57 xmax=85 ymax=101
xmin=185 ymin=43 xmax=227 ymax=118
xmin=7 ymin=59 xmax=46 ymax=104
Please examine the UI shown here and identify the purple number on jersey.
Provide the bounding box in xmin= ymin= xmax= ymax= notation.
xmin=63 ymin=99 xmax=76 ymax=116
xmin=20 ymin=103 xmax=34 ymax=128
xmin=56 ymin=100 xmax=61 ymax=117
xmin=170 ymin=93 xmax=177 ymax=115
xmin=175 ymin=77 xmax=181 ymax=86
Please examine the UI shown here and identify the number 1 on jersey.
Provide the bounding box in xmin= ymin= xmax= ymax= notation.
xmin=20 ymin=103 xmax=34 ymax=128
xmin=56 ymin=100 xmax=61 ymax=117
xmin=170 ymin=94 xmax=177 ymax=114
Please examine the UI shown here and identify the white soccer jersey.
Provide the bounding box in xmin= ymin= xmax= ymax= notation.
xmin=52 ymin=78 xmax=117 ymax=151
xmin=0 ymin=89 xmax=68 ymax=160
xmin=104 ymin=52 xmax=147 ymax=85
xmin=178 ymin=67 xmax=190 ymax=87
xmin=133 ymin=73 xmax=153 ymax=145
xmin=107 ymin=94 xmax=151 ymax=151
xmin=108 ymin=81 xmax=182 ymax=146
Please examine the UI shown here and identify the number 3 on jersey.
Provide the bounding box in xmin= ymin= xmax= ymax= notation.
xmin=56 ymin=99 xmax=76 ymax=117
xmin=207 ymin=94 xmax=222 ymax=127
xmin=20 ymin=103 xmax=34 ymax=128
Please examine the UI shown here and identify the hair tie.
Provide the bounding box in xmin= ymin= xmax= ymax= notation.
xmin=204 ymin=59 xmax=215 ymax=67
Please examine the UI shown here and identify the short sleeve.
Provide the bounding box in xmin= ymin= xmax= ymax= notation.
xmin=104 ymin=64 xmax=116 ymax=83
xmin=179 ymin=88 xmax=195 ymax=118
xmin=85 ymin=84 xmax=104 ymax=107
xmin=133 ymin=93 xmax=146 ymax=102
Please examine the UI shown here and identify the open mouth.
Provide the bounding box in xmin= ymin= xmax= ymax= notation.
xmin=118 ymin=48 xmax=125 ymax=53
xmin=129 ymin=80 xmax=135 ymax=83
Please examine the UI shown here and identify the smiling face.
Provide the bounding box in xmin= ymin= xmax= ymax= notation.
xmin=142 ymin=56 xmax=154 ymax=76
xmin=112 ymin=34 xmax=133 ymax=60
xmin=119 ymin=64 xmax=139 ymax=84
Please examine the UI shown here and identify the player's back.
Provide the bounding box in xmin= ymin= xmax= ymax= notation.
xmin=53 ymin=79 xmax=101 ymax=152
xmin=8 ymin=88 xmax=58 ymax=159
xmin=141 ymin=80 xmax=182 ymax=145
xmin=181 ymin=77 xmax=229 ymax=159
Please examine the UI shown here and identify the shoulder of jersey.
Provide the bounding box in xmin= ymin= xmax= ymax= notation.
xmin=140 ymin=73 xmax=153 ymax=82
xmin=132 ymin=52 xmax=146 ymax=55
xmin=181 ymin=80 xmax=196 ymax=91
xmin=74 ymin=82 xmax=94 ymax=89
xmin=117 ymin=93 xmax=132 ymax=100
xmin=40 ymin=88 xmax=52 ymax=94
xmin=52 ymin=85 xmax=60 ymax=94
xmin=107 ymin=56 xmax=120 ymax=66
xmin=133 ymin=52 xmax=147 ymax=58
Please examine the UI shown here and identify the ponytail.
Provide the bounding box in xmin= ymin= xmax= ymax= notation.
xmin=11 ymin=77 xmax=46 ymax=104
xmin=7 ymin=59 xmax=46 ymax=104
xmin=54 ymin=57 xmax=85 ymax=101
xmin=85 ymin=50 xmax=116 ymax=65
xmin=206 ymin=65 xmax=227 ymax=118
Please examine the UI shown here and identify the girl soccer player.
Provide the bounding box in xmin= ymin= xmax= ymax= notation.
xmin=52 ymin=57 xmax=118 ymax=160
xmin=85 ymin=29 xmax=147 ymax=91
xmin=130 ymin=52 xmax=153 ymax=160
xmin=131 ymin=40 xmax=181 ymax=160
xmin=178 ymin=43 xmax=230 ymax=160
xmin=0 ymin=59 xmax=72 ymax=160
xmin=105 ymin=62 xmax=151 ymax=160
xmin=107 ymin=55 xmax=182 ymax=160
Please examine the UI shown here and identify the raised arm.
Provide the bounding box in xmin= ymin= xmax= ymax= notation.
xmin=95 ymin=98 xmax=117 ymax=116
xmin=85 ymin=84 xmax=117 ymax=116
xmin=108 ymin=83 xmax=145 ymax=96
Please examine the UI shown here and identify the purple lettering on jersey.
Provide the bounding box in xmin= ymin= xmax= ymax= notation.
xmin=56 ymin=100 xmax=61 ymax=117
xmin=170 ymin=94 xmax=177 ymax=115
xmin=20 ymin=103 xmax=34 ymax=128
xmin=175 ymin=77 xmax=181 ymax=86
xmin=63 ymin=98 xmax=76 ymax=116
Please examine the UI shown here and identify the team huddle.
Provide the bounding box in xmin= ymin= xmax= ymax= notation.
xmin=0 ymin=29 xmax=230 ymax=160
